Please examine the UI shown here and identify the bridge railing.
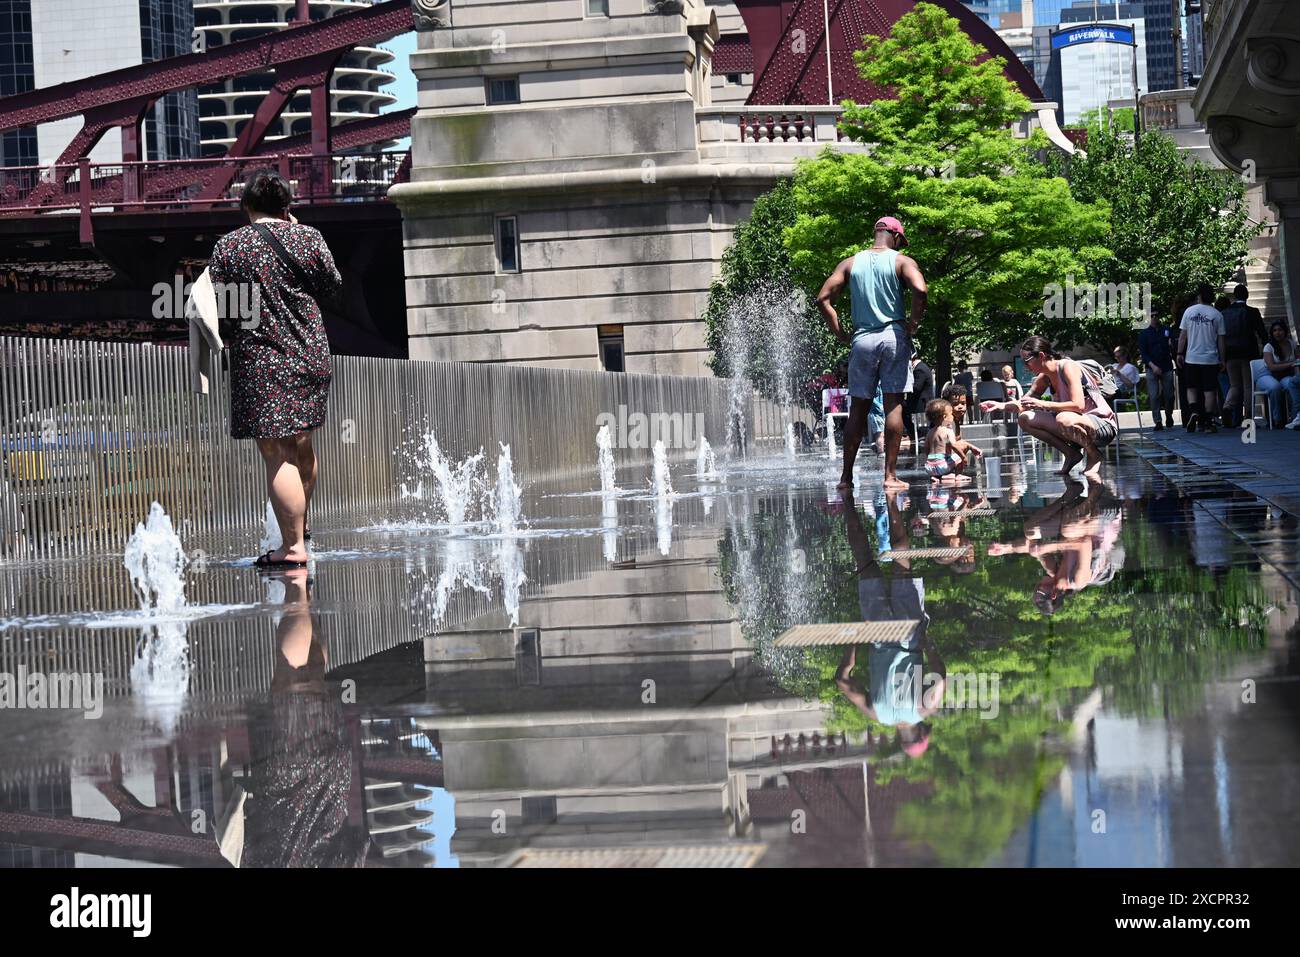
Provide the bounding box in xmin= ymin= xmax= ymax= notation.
xmin=0 ymin=150 xmax=411 ymax=217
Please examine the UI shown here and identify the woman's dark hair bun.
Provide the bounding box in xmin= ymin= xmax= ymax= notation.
xmin=240 ymin=168 xmax=293 ymax=216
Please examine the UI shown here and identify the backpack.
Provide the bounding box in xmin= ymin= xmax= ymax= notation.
xmin=1220 ymin=303 xmax=1258 ymax=355
xmin=1073 ymin=358 xmax=1120 ymax=401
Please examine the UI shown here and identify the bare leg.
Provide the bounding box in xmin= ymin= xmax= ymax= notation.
xmin=275 ymin=567 xmax=313 ymax=666
xmin=294 ymin=431 xmax=318 ymax=533
xmin=256 ymin=435 xmax=310 ymax=563
xmin=1057 ymin=412 xmax=1101 ymax=480
xmin=882 ymin=392 xmax=908 ymax=490
xmin=839 ymin=400 xmax=869 ymax=490
xmin=1019 ymin=411 xmax=1083 ymax=474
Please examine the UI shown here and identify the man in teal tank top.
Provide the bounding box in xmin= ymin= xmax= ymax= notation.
xmin=817 ymin=216 xmax=928 ymax=491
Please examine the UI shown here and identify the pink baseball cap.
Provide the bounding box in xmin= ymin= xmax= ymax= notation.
xmin=902 ymin=733 xmax=930 ymax=758
xmin=874 ymin=216 xmax=908 ymax=246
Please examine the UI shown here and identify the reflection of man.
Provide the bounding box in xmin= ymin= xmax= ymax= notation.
xmin=835 ymin=491 xmax=945 ymax=757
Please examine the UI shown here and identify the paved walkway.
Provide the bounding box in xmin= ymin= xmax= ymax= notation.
xmin=1124 ymin=423 xmax=1300 ymax=519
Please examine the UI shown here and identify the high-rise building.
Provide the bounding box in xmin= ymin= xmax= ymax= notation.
xmin=0 ymin=0 xmax=197 ymax=167
xmin=193 ymin=1 xmax=398 ymax=158
xmin=1060 ymin=2 xmax=1178 ymax=92
xmin=142 ymin=1 xmax=201 ymax=161
xmin=1184 ymin=7 xmax=1205 ymax=81
xmin=0 ymin=0 xmax=36 ymax=166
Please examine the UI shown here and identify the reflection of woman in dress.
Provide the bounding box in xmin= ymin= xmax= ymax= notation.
xmin=243 ymin=569 xmax=370 ymax=867
xmin=208 ymin=170 xmax=342 ymax=568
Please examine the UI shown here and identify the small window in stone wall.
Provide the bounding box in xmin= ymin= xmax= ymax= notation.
xmin=599 ymin=325 xmax=625 ymax=373
xmin=487 ymin=76 xmax=520 ymax=105
xmin=515 ymin=628 xmax=542 ymax=686
xmin=496 ymin=216 xmax=520 ymax=274
xmin=585 ymin=0 xmax=609 ymax=15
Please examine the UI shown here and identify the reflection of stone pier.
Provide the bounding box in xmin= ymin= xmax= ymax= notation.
xmin=418 ymin=535 xmax=892 ymax=865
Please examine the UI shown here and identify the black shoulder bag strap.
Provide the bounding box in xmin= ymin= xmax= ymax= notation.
xmin=250 ymin=222 xmax=314 ymax=293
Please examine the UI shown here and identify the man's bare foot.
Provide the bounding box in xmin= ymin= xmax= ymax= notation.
xmin=883 ymin=475 xmax=908 ymax=490
xmin=837 ymin=477 xmax=854 ymax=491
xmin=1058 ymin=448 xmax=1083 ymax=475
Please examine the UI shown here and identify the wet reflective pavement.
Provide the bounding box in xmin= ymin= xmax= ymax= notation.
xmin=2 ymin=437 xmax=1298 ymax=867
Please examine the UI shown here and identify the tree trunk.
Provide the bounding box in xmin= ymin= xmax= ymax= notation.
xmin=934 ymin=317 xmax=953 ymax=389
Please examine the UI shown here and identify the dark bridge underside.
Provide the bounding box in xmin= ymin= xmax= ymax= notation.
xmin=0 ymin=205 xmax=408 ymax=359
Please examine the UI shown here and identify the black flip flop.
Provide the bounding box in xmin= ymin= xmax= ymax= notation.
xmin=254 ymin=551 xmax=309 ymax=569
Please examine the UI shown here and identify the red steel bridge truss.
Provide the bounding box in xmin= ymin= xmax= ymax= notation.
xmin=0 ymin=0 xmax=415 ymax=241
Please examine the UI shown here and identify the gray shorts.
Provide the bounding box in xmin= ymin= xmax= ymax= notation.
xmin=1085 ymin=413 xmax=1118 ymax=447
xmin=849 ymin=325 xmax=913 ymax=399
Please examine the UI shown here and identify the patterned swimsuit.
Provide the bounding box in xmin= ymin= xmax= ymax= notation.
xmin=208 ymin=221 xmax=342 ymax=440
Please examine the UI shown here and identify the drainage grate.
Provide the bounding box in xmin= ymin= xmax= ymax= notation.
xmin=501 ymin=845 xmax=767 ymax=868
xmin=884 ymin=546 xmax=972 ymax=558
xmin=776 ymin=620 xmax=923 ymax=646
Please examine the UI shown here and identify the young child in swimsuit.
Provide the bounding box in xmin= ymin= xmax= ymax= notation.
xmin=925 ymin=399 xmax=977 ymax=484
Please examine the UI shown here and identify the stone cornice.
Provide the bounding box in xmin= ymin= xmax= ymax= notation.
xmin=389 ymin=162 xmax=795 ymax=208
xmin=410 ymin=33 xmax=696 ymax=73
xmin=1206 ymin=113 xmax=1300 ymax=179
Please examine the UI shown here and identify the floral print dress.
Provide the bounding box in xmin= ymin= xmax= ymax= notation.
xmin=208 ymin=220 xmax=342 ymax=440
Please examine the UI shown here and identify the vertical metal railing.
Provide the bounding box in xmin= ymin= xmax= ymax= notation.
xmin=1 ymin=336 xmax=780 ymax=562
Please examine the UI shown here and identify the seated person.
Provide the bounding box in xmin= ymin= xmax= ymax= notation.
xmin=925 ymin=399 xmax=979 ymax=483
xmin=1109 ymin=347 xmax=1140 ymax=397
xmin=936 ymin=386 xmax=984 ymax=455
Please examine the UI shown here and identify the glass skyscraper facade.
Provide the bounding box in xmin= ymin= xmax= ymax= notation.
xmin=1060 ymin=2 xmax=1180 ymax=93
xmin=139 ymin=0 xmax=198 ymax=160
xmin=0 ymin=0 xmax=197 ymax=167
xmin=0 ymin=0 xmax=36 ymax=167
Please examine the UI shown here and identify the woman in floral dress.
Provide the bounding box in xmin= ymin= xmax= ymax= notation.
xmin=208 ymin=169 xmax=342 ymax=567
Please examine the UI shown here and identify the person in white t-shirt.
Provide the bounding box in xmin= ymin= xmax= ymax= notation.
xmin=1109 ymin=347 xmax=1140 ymax=397
xmin=1176 ymin=283 xmax=1226 ymax=433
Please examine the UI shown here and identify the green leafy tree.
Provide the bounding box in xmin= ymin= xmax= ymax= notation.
xmin=1073 ymin=106 xmax=1136 ymax=134
xmin=784 ymin=2 xmax=1113 ymax=385
xmin=715 ymin=490 xmax=1273 ymax=866
xmin=1046 ymin=120 xmax=1262 ymax=327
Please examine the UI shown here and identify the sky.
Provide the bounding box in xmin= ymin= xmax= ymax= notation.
xmin=382 ymin=30 xmax=417 ymax=150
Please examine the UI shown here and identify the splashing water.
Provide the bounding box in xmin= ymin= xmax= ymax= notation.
xmin=496 ymin=537 xmax=527 ymax=626
xmin=652 ymin=440 xmax=675 ymax=556
xmin=601 ymin=496 xmax=619 ymax=563
xmin=124 ymin=502 xmax=187 ymax=613
xmin=827 ymin=420 xmax=837 ymax=459
xmin=423 ymin=432 xmax=487 ymax=528
xmin=597 ymin=424 xmax=618 ymax=495
xmin=259 ymin=500 xmax=282 ymax=555
xmin=651 ymin=440 xmax=675 ymax=499
xmin=785 ymin=422 xmax=797 ymax=460
xmin=695 ymin=435 xmax=719 ymax=479
xmin=714 ymin=279 xmax=813 ymax=458
xmin=122 ymin=503 xmax=191 ymax=734
xmin=494 ymin=443 xmax=524 ymax=536
xmin=719 ymin=295 xmax=753 ymax=456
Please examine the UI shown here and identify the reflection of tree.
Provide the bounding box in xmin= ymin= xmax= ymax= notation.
xmin=715 ymin=490 xmax=1272 ymax=866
